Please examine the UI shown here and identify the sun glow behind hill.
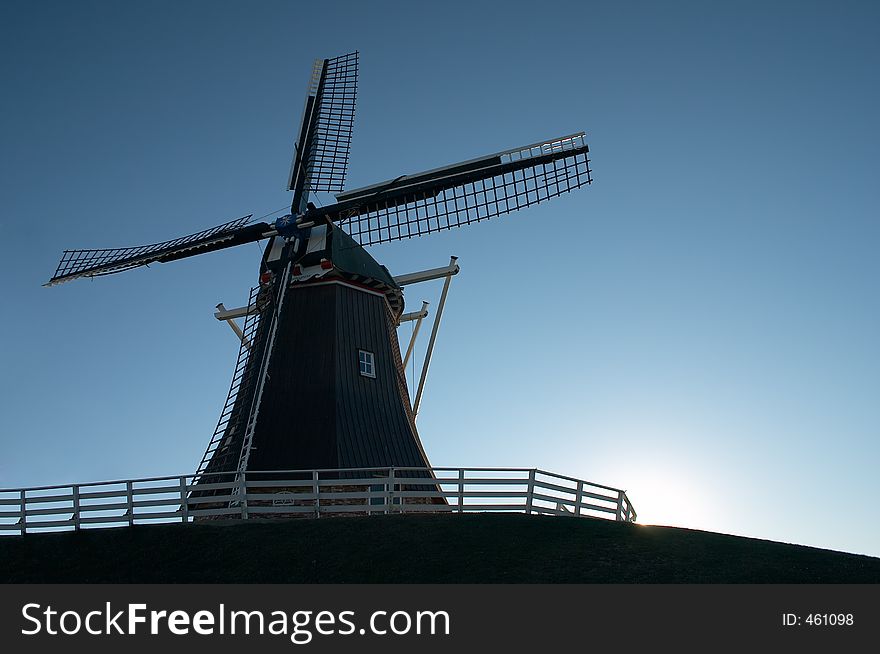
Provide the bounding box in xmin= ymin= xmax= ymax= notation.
xmin=580 ymin=419 xmax=729 ymax=534
xmin=593 ymin=455 xmax=714 ymax=530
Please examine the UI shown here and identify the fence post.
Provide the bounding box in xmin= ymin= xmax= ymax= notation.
xmin=458 ymin=468 xmax=465 ymax=513
xmin=239 ymin=474 xmax=249 ymax=520
xmin=19 ymin=490 xmax=26 ymax=536
xmin=573 ymin=480 xmax=583 ymax=518
xmin=525 ymin=469 xmax=536 ymax=515
xmin=388 ymin=467 xmax=396 ymax=513
xmin=126 ymin=481 xmax=134 ymax=527
xmin=623 ymin=493 xmax=634 ymax=522
xmin=313 ymin=470 xmax=320 ymax=518
xmin=627 ymin=499 xmax=637 ymax=523
xmin=72 ymin=485 xmax=80 ymax=531
xmin=616 ymin=490 xmax=625 ymax=522
xmin=179 ymin=476 xmax=189 ymax=524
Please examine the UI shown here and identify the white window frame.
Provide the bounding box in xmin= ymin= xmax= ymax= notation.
xmin=358 ymin=349 xmax=376 ymax=378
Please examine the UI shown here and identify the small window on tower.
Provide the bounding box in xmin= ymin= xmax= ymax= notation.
xmin=358 ymin=350 xmax=376 ymax=378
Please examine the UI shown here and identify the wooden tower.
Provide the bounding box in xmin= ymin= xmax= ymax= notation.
xmin=198 ymin=225 xmax=432 ymax=481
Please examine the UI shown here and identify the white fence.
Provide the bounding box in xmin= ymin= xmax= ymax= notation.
xmin=0 ymin=467 xmax=637 ymax=535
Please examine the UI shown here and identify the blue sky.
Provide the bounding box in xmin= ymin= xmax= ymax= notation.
xmin=1 ymin=1 xmax=878 ymax=556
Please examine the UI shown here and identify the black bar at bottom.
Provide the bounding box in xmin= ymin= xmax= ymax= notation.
xmin=0 ymin=584 xmax=876 ymax=652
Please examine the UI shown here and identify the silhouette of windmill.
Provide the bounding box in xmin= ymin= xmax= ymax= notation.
xmin=46 ymin=51 xmax=592 ymax=487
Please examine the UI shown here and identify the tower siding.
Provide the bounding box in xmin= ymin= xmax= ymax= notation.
xmin=334 ymin=284 xmax=430 ymax=470
xmin=213 ymin=281 xmax=430 ymax=475
xmin=246 ymin=284 xmax=338 ymax=471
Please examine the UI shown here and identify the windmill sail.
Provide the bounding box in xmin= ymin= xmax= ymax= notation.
xmin=319 ymin=132 xmax=591 ymax=246
xmin=287 ymin=51 xmax=358 ymax=206
xmin=45 ymin=216 xmax=270 ymax=286
xmin=192 ymin=284 xmax=267 ymax=483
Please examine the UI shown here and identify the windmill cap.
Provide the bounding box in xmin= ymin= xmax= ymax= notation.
xmin=292 ymin=225 xmax=404 ymax=315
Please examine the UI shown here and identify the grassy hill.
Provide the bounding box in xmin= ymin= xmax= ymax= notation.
xmin=2 ymin=513 xmax=878 ymax=583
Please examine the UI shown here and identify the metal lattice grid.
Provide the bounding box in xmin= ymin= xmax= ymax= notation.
xmin=193 ymin=285 xmax=266 ymax=482
xmin=305 ymin=51 xmax=358 ymax=192
xmin=47 ymin=215 xmax=254 ymax=285
xmin=340 ymin=136 xmax=591 ymax=246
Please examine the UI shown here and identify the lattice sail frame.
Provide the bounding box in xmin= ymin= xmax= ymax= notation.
xmin=328 ymin=133 xmax=591 ymax=247
xmin=46 ymin=215 xmax=255 ymax=286
xmin=304 ymin=51 xmax=358 ymax=193
xmin=192 ymin=284 xmax=266 ymax=483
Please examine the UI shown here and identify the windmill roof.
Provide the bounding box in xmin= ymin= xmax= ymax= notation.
xmin=292 ymin=224 xmax=404 ymax=315
xmin=329 ymin=227 xmax=398 ymax=289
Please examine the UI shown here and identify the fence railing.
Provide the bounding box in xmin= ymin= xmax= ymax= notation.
xmin=0 ymin=467 xmax=637 ymax=535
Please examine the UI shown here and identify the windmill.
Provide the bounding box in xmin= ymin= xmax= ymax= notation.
xmin=46 ymin=51 xmax=592 ymax=493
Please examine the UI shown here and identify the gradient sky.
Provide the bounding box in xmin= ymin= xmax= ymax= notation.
xmin=1 ymin=1 xmax=878 ymax=556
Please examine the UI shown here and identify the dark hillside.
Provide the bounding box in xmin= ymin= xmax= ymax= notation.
xmin=2 ymin=514 xmax=878 ymax=583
